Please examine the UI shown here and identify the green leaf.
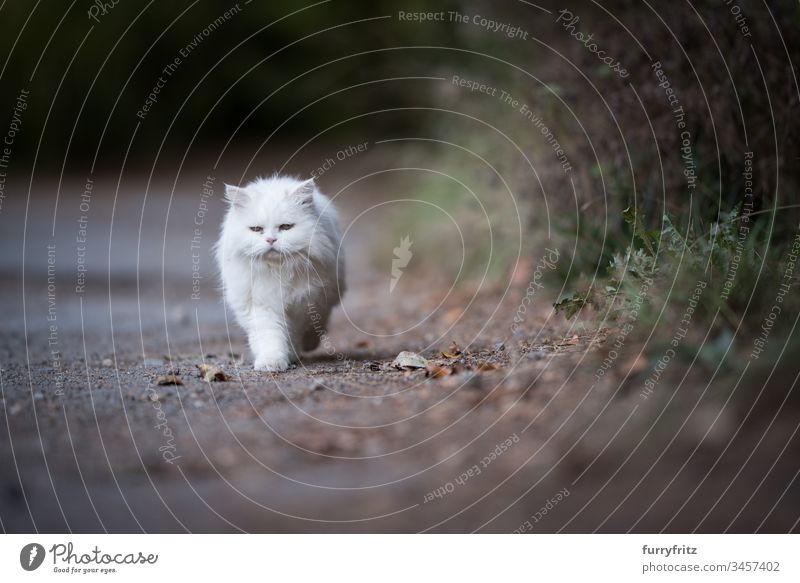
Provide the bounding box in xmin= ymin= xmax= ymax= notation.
xmin=623 ymin=206 xmax=636 ymax=226
xmin=554 ymin=293 xmax=590 ymax=320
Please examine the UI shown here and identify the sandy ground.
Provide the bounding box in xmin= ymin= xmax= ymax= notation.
xmin=1 ymin=171 xmax=798 ymax=533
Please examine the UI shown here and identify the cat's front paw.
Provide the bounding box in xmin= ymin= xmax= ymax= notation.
xmin=253 ymin=354 xmax=290 ymax=372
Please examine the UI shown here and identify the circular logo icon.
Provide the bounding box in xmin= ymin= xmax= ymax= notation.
xmin=19 ymin=543 xmax=45 ymax=571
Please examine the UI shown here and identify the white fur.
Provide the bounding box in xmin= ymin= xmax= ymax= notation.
xmin=215 ymin=175 xmax=345 ymax=371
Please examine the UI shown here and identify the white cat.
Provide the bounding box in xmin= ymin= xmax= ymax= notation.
xmin=215 ymin=175 xmax=345 ymax=371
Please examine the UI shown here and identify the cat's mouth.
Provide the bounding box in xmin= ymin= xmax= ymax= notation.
xmin=250 ymin=244 xmax=306 ymax=262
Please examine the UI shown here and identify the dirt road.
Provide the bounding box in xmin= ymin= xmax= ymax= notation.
xmin=1 ymin=172 xmax=797 ymax=533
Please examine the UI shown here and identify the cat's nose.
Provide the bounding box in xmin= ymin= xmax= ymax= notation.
xmin=265 ymin=237 xmax=277 ymax=245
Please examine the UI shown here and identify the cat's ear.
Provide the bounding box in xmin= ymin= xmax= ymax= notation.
xmin=293 ymin=178 xmax=315 ymax=206
xmin=224 ymin=184 xmax=250 ymax=209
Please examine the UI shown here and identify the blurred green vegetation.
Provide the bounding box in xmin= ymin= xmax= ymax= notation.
xmin=1 ymin=0 xmax=798 ymax=297
xmin=0 ymin=0 xmax=474 ymax=167
xmin=396 ymin=0 xmax=800 ymax=290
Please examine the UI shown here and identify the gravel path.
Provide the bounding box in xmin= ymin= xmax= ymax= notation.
xmin=1 ymin=177 xmax=797 ymax=533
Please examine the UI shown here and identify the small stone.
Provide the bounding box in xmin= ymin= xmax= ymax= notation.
xmin=494 ymin=342 xmax=506 ymax=352
xmin=144 ymin=358 xmax=164 ymax=366
xmin=527 ymin=350 xmax=547 ymax=361
xmin=392 ymin=351 xmax=428 ymax=369
xmin=101 ymin=358 xmax=113 ymax=367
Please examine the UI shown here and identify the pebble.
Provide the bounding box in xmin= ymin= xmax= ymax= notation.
xmin=392 ymin=351 xmax=428 ymax=369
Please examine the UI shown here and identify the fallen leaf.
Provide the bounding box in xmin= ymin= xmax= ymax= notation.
xmin=392 ymin=351 xmax=428 ymax=369
xmin=426 ymin=363 xmax=455 ymax=379
xmin=553 ymin=294 xmax=589 ymax=320
xmin=475 ymin=362 xmax=498 ymax=372
xmin=441 ymin=341 xmax=464 ymax=359
xmin=155 ymin=374 xmax=182 ymax=386
xmin=355 ymin=340 xmax=370 ymax=348
xmin=558 ymin=334 xmax=580 ymax=346
xmin=197 ymin=364 xmax=229 ymax=382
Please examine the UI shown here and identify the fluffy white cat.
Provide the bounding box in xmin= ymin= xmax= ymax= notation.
xmin=215 ymin=175 xmax=345 ymax=371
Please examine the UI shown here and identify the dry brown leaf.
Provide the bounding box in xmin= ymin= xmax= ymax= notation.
xmin=197 ymin=364 xmax=229 ymax=382
xmin=475 ymin=362 xmax=498 ymax=372
xmin=426 ymin=364 xmax=456 ymax=379
xmin=355 ymin=340 xmax=370 ymax=348
xmin=558 ymin=334 xmax=580 ymax=346
xmin=441 ymin=341 xmax=463 ymax=359
xmin=155 ymin=374 xmax=182 ymax=386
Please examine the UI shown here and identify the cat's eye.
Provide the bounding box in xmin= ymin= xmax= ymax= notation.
xmin=249 ymin=226 xmax=263 ymax=233
xmin=278 ymin=223 xmax=295 ymax=231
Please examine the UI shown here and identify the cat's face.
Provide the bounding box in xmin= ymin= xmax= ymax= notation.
xmin=224 ymin=177 xmax=318 ymax=261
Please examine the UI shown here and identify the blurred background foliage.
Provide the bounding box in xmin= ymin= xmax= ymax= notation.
xmin=0 ymin=0 xmax=798 ymax=299
xmin=0 ymin=0 xmax=464 ymax=168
